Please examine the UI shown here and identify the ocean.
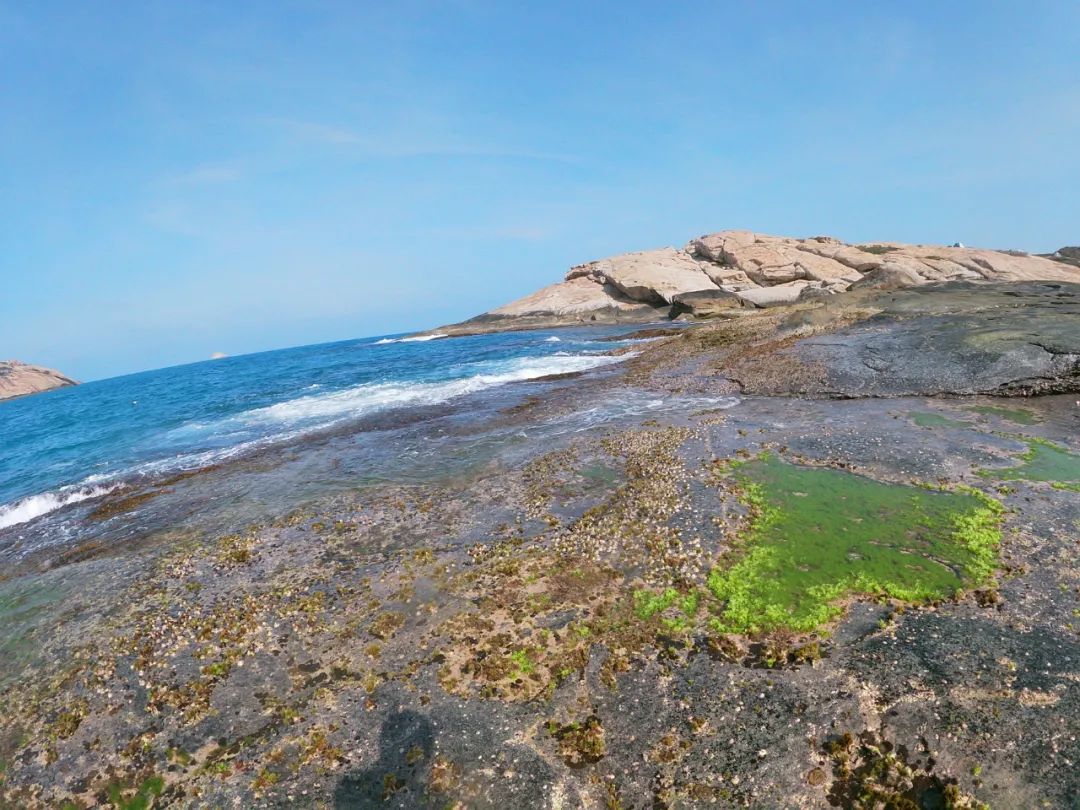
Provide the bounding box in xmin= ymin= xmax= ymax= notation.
xmin=0 ymin=324 xmax=731 ymax=567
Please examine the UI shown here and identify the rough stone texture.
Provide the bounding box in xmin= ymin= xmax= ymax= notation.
xmin=736 ymin=280 xmax=817 ymax=308
xmin=848 ymin=263 xmax=926 ymax=291
xmin=789 ymin=282 xmax=1080 ymax=397
xmin=635 ymin=281 xmax=1080 ymax=399
xmin=3 ymin=390 xmax=1076 ymax=809
xmin=487 ymin=276 xmax=649 ymax=318
xmin=688 ymin=231 xmax=862 ymax=286
xmin=669 ymin=288 xmax=744 ymax=317
xmin=432 ymin=230 xmax=1080 ymax=337
xmin=0 ymin=361 xmax=77 ymax=401
xmin=566 ymin=247 xmax=717 ymax=305
xmin=445 ymin=277 xmax=667 ymax=334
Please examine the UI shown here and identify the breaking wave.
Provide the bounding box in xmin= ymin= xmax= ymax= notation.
xmin=374 ymin=333 xmax=448 ymax=345
xmin=0 ymin=351 xmax=630 ymax=533
xmin=223 ymin=352 xmax=628 ymax=431
xmin=0 ymin=484 xmax=121 ymax=530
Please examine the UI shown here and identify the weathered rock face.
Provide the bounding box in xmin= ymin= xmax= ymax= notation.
xmin=788 ymin=282 xmax=1080 ymax=397
xmin=436 ymin=231 xmax=1080 ymax=335
xmin=0 ymin=361 xmax=77 ymax=401
xmin=848 ymin=264 xmax=926 ymax=291
xmin=486 ymin=276 xmax=650 ymax=319
xmin=566 ymin=246 xmax=716 ymax=305
xmin=689 ymin=232 xmax=1080 ymax=288
xmin=669 ymin=288 xmax=743 ymax=318
xmin=452 ymin=275 xmax=668 ymax=333
xmin=634 ymin=281 xmax=1080 ymax=399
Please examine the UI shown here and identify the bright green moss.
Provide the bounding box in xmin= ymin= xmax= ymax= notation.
xmin=978 ymin=437 xmax=1080 ymax=487
xmin=633 ymin=587 xmax=702 ymax=624
xmin=107 ymin=774 xmax=164 ymax=810
xmin=707 ymin=455 xmax=1004 ymax=634
xmin=679 ymin=591 xmax=700 ymax=617
xmin=634 ymin=588 xmax=679 ymax=620
xmin=508 ymin=649 xmax=534 ymax=676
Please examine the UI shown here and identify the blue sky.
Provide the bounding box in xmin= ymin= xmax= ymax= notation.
xmin=2 ymin=1 xmax=1078 ymax=380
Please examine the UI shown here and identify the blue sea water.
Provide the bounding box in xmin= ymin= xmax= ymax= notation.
xmin=0 ymin=327 xmax=653 ymax=537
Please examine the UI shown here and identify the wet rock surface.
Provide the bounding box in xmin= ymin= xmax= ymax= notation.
xmin=628 ymin=281 xmax=1080 ymax=398
xmin=790 ymin=282 xmax=1080 ymax=396
xmin=1 ymin=321 xmax=1079 ymax=808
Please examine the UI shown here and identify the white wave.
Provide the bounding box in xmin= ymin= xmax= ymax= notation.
xmin=0 ymin=484 xmax=121 ymax=531
xmin=227 ymin=352 xmax=629 ymax=431
xmin=374 ymin=333 xmax=449 ymax=345
xmin=0 ymin=352 xmax=630 ymax=533
xmin=544 ymin=336 xmax=561 ymax=342
xmin=0 ymin=429 xmax=310 ymax=532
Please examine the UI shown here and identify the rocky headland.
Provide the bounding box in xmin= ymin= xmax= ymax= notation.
xmin=437 ymin=230 xmax=1080 ymax=332
xmin=0 ymin=360 xmax=77 ymax=401
xmin=1 ymin=231 xmax=1078 ymax=809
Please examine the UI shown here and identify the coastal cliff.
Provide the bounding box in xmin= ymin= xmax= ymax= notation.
xmin=437 ymin=230 xmax=1080 ymax=333
xmin=0 ymin=360 xmax=77 ymax=401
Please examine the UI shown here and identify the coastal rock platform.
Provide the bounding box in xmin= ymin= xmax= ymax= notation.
xmin=1 ymin=240 xmax=1078 ymax=809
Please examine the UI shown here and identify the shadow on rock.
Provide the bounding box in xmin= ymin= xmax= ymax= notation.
xmin=334 ymin=703 xmax=573 ymax=809
xmin=334 ymin=710 xmax=435 ymax=808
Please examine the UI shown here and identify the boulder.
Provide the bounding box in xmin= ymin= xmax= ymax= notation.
xmin=848 ymin=264 xmax=925 ymax=291
xmin=798 ymin=281 xmax=851 ymax=301
xmin=687 ymin=230 xmax=756 ymax=263
xmin=736 ymin=280 xmax=816 ymax=308
xmin=567 ymin=247 xmax=718 ymax=305
xmin=688 ymin=231 xmax=860 ymax=286
xmin=670 ymin=288 xmax=744 ymax=318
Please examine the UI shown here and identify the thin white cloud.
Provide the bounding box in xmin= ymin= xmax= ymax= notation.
xmin=270 ymin=117 xmax=582 ymax=165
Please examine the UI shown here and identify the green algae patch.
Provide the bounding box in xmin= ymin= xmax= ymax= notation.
xmin=707 ymin=455 xmax=1004 ymax=634
xmin=979 ymin=437 xmax=1080 ymax=490
xmin=909 ymin=411 xmax=972 ymax=429
xmin=967 ymin=405 xmax=1041 ymax=425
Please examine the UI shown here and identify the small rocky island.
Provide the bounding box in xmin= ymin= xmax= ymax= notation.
xmin=0 ymin=360 xmax=77 ymax=401
xmin=1 ymin=231 xmax=1078 ymax=809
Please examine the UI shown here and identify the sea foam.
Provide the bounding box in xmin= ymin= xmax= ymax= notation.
xmin=229 ymin=352 xmax=628 ymax=430
xmin=0 ymin=484 xmax=121 ymax=530
xmin=0 ymin=348 xmax=629 ymax=533
xmin=374 ymin=333 xmax=449 ymax=345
